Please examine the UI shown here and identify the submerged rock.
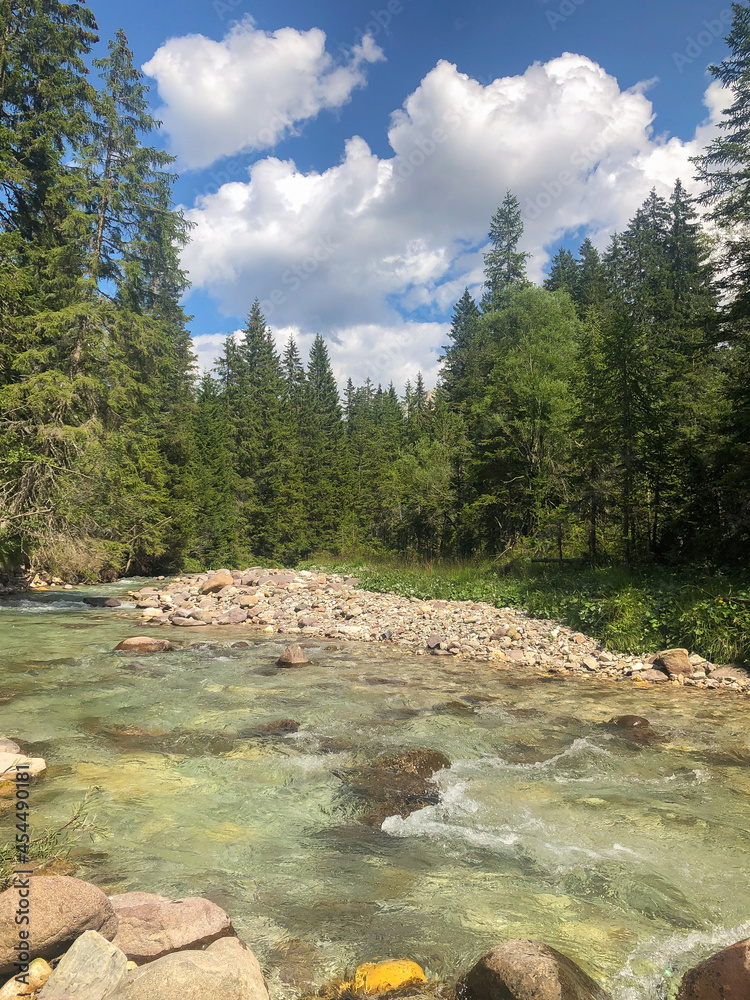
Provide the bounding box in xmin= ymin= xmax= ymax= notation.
xmin=463 ymin=939 xmax=612 ymax=1000
xmin=108 ymin=937 xmax=268 ymax=1000
xmin=605 ymin=715 xmax=661 ymax=746
xmin=110 ymin=891 xmax=235 ymax=965
xmin=677 ymin=936 xmax=750 ymax=999
xmin=347 ymin=748 xmax=451 ymax=827
xmin=115 ymin=637 xmax=173 ymax=654
xmin=0 ymin=876 xmax=118 ymax=976
xmin=609 ymin=715 xmax=651 ymax=728
xmin=38 ymin=930 xmax=128 ymax=999
xmin=239 ymin=719 xmax=301 ymax=738
xmin=354 ymin=959 xmax=426 ymax=994
xmin=277 ymin=645 xmax=310 ymax=667
xmin=375 ymin=748 xmax=451 ymax=778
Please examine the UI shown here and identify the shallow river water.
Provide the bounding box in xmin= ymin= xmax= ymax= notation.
xmin=1 ymin=581 xmax=749 ymax=999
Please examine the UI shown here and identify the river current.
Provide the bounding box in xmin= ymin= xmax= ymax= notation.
xmin=1 ymin=580 xmax=748 ymax=999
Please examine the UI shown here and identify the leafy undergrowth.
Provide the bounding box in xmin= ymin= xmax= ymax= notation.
xmin=297 ymin=556 xmax=750 ymax=664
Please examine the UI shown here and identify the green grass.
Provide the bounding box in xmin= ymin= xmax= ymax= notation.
xmin=296 ymin=555 xmax=750 ymax=664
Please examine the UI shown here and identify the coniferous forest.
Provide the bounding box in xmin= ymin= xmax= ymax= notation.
xmin=2 ymin=2 xmax=750 ymax=581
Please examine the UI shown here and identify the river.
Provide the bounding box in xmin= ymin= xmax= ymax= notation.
xmin=1 ymin=580 xmax=748 ymax=999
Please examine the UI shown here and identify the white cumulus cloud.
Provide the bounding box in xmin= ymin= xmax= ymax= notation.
xmin=143 ymin=17 xmax=384 ymax=169
xmin=180 ymin=54 xmax=724 ymax=387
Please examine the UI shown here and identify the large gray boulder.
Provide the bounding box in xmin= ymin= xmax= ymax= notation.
xmin=110 ymin=892 xmax=235 ymax=965
xmin=0 ymin=877 xmax=118 ymax=975
xmin=108 ymin=937 xmax=269 ymax=1000
xmin=38 ymin=930 xmax=128 ymax=999
xmin=463 ymin=939 xmax=612 ymax=1000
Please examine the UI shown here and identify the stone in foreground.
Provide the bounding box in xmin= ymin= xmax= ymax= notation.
xmin=0 ymin=958 xmax=52 ymax=999
xmin=0 ymin=738 xmax=20 ymax=753
xmin=108 ymin=936 xmax=269 ymax=1000
xmin=463 ymin=939 xmax=612 ymax=1000
xmin=110 ymin=891 xmax=235 ymax=965
xmin=354 ymin=959 xmax=426 ymax=994
xmin=38 ymin=930 xmax=128 ymax=999
xmin=677 ymin=937 xmax=750 ymax=999
xmin=0 ymin=877 xmax=118 ymax=976
xmin=276 ymin=645 xmax=309 ymax=667
xmin=115 ymin=637 xmax=173 ymax=654
xmin=0 ymin=750 xmax=46 ymax=795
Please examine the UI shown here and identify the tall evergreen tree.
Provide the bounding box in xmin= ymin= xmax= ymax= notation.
xmin=306 ymin=334 xmax=346 ymax=550
xmin=483 ymin=191 xmax=531 ymax=301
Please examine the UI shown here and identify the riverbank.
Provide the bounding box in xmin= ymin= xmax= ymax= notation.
xmin=124 ymin=567 xmax=749 ymax=693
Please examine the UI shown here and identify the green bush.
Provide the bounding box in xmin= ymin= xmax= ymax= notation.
xmin=298 ymin=556 xmax=750 ymax=663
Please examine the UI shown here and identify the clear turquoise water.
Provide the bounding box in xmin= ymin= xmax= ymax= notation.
xmin=1 ymin=581 xmax=749 ymax=999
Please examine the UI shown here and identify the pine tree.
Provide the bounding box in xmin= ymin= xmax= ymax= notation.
xmin=306 ymin=334 xmax=346 ymax=550
xmin=483 ymin=191 xmax=531 ymax=302
xmin=544 ymin=248 xmax=578 ymax=296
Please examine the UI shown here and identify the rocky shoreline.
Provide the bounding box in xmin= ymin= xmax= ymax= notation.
xmin=0 ymin=865 xmax=744 ymax=1000
xmin=117 ymin=567 xmax=749 ymax=693
xmin=0 ymin=855 xmax=745 ymax=1000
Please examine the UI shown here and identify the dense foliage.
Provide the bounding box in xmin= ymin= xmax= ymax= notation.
xmin=1 ymin=1 xmax=749 ymax=584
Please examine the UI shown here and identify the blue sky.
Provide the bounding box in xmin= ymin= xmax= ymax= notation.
xmin=91 ymin=0 xmax=731 ymax=386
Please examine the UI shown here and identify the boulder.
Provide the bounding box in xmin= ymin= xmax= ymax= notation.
xmin=353 ymin=749 xmax=451 ymax=827
xmin=200 ymin=571 xmax=234 ymax=595
xmin=426 ymin=634 xmax=442 ymax=650
xmin=463 ymin=939 xmax=612 ymax=1000
xmin=276 ymin=645 xmax=309 ymax=667
xmin=375 ymin=749 xmax=451 ymax=778
xmin=640 ymin=668 xmax=669 ymax=683
xmin=115 ymin=637 xmax=173 ymax=654
xmin=170 ymin=616 xmax=207 ymax=628
xmin=0 ymin=751 xmax=47 ymax=795
xmin=0 ymin=739 xmax=20 ymax=754
xmin=83 ymin=596 xmax=120 ymax=608
xmin=0 ymin=877 xmax=118 ymax=975
xmin=0 ymin=958 xmax=52 ymax=999
xmin=677 ymin=937 xmax=750 ymax=999
xmin=108 ymin=936 xmax=269 ymax=1000
xmin=38 ymin=930 xmax=128 ymax=999
xmin=216 ymin=608 xmax=248 ymax=626
xmin=110 ymin=892 xmax=235 ymax=965
xmin=354 ymin=959 xmax=426 ymax=994
xmin=708 ymin=666 xmax=750 ymax=683
xmin=609 ymin=715 xmax=651 ymax=729
xmin=656 ymin=648 xmax=694 ymax=677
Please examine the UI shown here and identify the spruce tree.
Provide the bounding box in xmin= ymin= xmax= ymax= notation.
xmin=306 ymin=334 xmax=346 ymax=550
xmin=483 ymin=191 xmax=531 ymax=301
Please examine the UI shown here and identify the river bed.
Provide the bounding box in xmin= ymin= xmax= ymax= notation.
xmin=1 ymin=581 xmax=749 ymax=999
